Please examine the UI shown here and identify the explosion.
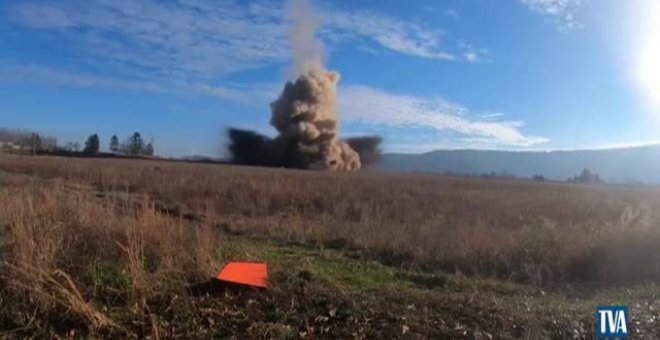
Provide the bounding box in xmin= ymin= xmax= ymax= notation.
xmin=227 ymin=0 xmax=381 ymax=171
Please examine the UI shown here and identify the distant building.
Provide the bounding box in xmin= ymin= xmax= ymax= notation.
xmin=0 ymin=141 xmax=21 ymax=151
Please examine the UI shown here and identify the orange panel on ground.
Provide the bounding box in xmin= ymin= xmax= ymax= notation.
xmin=217 ymin=262 xmax=268 ymax=288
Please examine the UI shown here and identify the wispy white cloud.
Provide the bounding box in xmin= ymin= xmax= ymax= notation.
xmin=3 ymin=1 xmax=538 ymax=150
xmin=339 ymin=85 xmax=547 ymax=147
xmin=0 ymin=61 xmax=543 ymax=149
xmin=0 ymin=62 xmax=168 ymax=92
xmin=444 ymin=9 xmax=460 ymax=19
xmin=8 ymin=0 xmax=482 ymax=84
xmin=456 ymin=40 xmax=489 ymax=63
xmin=0 ymin=61 xmax=277 ymax=105
xmin=520 ymin=0 xmax=586 ymax=31
xmin=479 ymin=112 xmax=505 ymax=120
xmin=10 ymin=0 xmax=290 ymax=81
xmin=321 ymin=9 xmax=457 ymax=61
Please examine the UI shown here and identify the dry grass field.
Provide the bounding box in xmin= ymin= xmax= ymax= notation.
xmin=1 ymin=153 xmax=660 ymax=338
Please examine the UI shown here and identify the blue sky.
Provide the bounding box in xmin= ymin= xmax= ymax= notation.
xmin=1 ymin=0 xmax=659 ymax=157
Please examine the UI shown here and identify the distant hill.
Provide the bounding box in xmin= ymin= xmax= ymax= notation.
xmin=377 ymin=145 xmax=660 ymax=184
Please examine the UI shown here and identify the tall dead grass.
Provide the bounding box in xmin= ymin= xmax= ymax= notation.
xmin=1 ymin=154 xmax=660 ymax=287
xmin=0 ymin=178 xmax=220 ymax=333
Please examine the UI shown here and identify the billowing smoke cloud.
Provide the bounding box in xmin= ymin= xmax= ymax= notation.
xmin=269 ymin=67 xmax=362 ymax=171
xmin=228 ymin=0 xmax=381 ymax=171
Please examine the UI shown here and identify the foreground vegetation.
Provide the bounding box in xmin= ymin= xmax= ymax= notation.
xmin=1 ymin=154 xmax=659 ymax=338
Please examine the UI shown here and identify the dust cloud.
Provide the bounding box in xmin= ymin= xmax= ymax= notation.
xmin=227 ymin=0 xmax=381 ymax=171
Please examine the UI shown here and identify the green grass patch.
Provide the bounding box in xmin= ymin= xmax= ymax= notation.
xmin=85 ymin=259 xmax=130 ymax=290
xmin=216 ymin=238 xmax=450 ymax=292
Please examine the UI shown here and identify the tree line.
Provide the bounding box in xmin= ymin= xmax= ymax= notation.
xmin=567 ymin=168 xmax=603 ymax=184
xmin=0 ymin=128 xmax=57 ymax=153
xmin=70 ymin=132 xmax=154 ymax=157
xmin=532 ymin=168 xmax=604 ymax=184
xmin=0 ymin=128 xmax=155 ymax=157
xmin=107 ymin=132 xmax=154 ymax=156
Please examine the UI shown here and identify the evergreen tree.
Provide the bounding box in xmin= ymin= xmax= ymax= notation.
xmin=109 ymin=135 xmax=119 ymax=152
xmin=83 ymin=134 xmax=100 ymax=155
xmin=129 ymin=132 xmax=143 ymax=156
